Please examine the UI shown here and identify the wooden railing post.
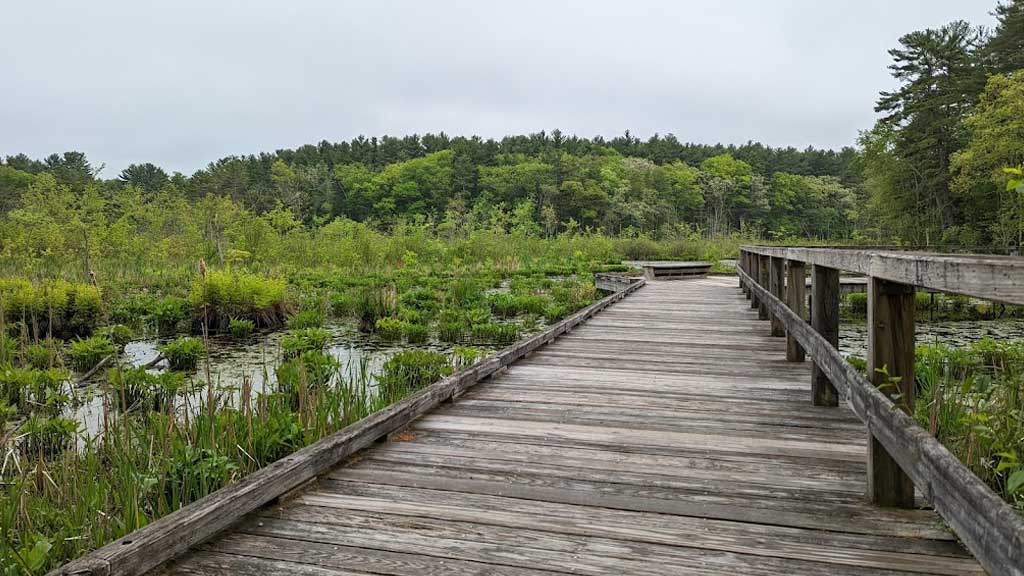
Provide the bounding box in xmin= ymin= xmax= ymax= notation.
xmin=811 ymin=265 xmax=839 ymax=406
xmin=786 ymin=260 xmax=806 ymax=362
xmin=739 ymin=250 xmax=747 ymax=292
xmin=769 ymin=257 xmax=785 ymax=336
xmin=867 ymin=277 xmax=916 ymax=508
xmin=757 ymin=255 xmax=770 ymax=321
xmin=749 ymin=253 xmax=761 ymax=309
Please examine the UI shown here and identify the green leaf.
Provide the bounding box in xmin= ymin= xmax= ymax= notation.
xmin=1008 ymin=470 xmax=1024 ymax=495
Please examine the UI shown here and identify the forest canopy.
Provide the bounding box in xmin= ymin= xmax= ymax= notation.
xmin=1 ymin=0 xmax=1023 ymax=274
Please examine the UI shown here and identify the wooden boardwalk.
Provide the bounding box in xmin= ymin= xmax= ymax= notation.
xmin=157 ymin=277 xmax=982 ymax=576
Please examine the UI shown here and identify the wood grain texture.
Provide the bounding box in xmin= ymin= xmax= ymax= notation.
xmin=138 ymin=275 xmax=992 ymax=576
xmin=743 ymin=246 xmax=1024 ymax=305
xmin=738 ymin=259 xmax=1024 ymax=576
xmin=51 ymin=278 xmax=645 ymax=576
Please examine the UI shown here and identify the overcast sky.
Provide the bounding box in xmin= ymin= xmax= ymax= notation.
xmin=1 ymin=0 xmax=998 ymax=175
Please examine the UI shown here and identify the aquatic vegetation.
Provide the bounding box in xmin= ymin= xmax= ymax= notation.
xmin=0 ymin=279 xmax=102 ymax=338
xmin=355 ymin=286 xmax=397 ymax=332
xmin=23 ymin=340 xmax=61 ymax=369
xmin=19 ymin=415 xmax=79 ymax=459
xmin=471 ymin=322 xmax=520 ymax=344
xmin=913 ymin=338 xmax=1024 ymax=512
xmin=287 ymin=309 xmax=323 ymax=329
xmin=190 ymin=270 xmax=290 ymax=330
xmin=97 ymin=324 xmax=134 ymax=349
xmin=67 ymin=335 xmax=116 ymax=372
xmin=403 ymin=323 xmax=429 ymax=343
xmin=153 ymin=296 xmax=191 ymax=333
xmin=107 ymin=366 xmax=188 ymax=412
xmin=280 ymin=327 xmax=331 ymax=358
xmin=159 ymin=336 xmax=206 ymax=371
xmin=376 ymin=350 xmax=453 ymax=402
xmin=374 ymin=317 xmax=407 ymax=340
xmin=228 ymin=317 xmax=255 ymax=339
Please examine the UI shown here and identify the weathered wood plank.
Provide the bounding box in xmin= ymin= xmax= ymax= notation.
xmin=786 ymin=260 xmax=807 ymax=361
xmin=50 ymin=277 xmax=646 ymax=576
xmin=867 ymin=277 xmax=916 ymax=508
xmin=742 ymin=246 xmax=1024 ymax=305
xmin=738 ymin=262 xmax=1023 ymax=575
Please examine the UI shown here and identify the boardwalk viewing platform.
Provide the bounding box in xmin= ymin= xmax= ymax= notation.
xmin=55 ymin=248 xmax=1024 ymax=576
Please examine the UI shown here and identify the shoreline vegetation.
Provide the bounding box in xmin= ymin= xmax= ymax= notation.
xmin=2 ymin=0 xmax=1023 ymax=566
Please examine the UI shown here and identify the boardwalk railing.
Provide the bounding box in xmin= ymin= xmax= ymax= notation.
xmin=51 ymin=276 xmax=645 ymax=576
xmin=738 ymin=246 xmax=1024 ymax=576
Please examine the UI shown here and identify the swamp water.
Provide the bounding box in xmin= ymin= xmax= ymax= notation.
xmin=839 ymin=319 xmax=1024 ymax=358
xmin=70 ymin=320 xmax=516 ymax=435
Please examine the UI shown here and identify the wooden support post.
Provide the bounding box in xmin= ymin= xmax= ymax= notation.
xmin=749 ymin=254 xmax=761 ymax=310
xmin=867 ymin=277 xmax=916 ymax=508
xmin=786 ymin=260 xmax=806 ymax=362
xmin=739 ymin=251 xmax=746 ymax=291
xmin=811 ymin=265 xmax=839 ymax=407
xmin=757 ymin=255 xmax=769 ymax=320
xmin=769 ymin=257 xmax=785 ymax=336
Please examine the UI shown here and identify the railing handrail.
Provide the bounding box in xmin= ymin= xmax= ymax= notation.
xmin=744 ymin=245 xmax=1024 ymax=305
xmin=738 ymin=246 xmax=1024 ymax=576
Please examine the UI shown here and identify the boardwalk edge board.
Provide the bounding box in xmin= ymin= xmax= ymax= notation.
xmin=49 ymin=277 xmax=646 ymax=576
xmin=737 ymin=262 xmax=1024 ymax=576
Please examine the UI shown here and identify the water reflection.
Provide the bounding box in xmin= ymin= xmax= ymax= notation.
xmin=839 ymin=319 xmax=1024 ymax=358
xmin=72 ymin=320 xmax=508 ymax=436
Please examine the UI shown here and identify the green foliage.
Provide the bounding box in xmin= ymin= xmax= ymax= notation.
xmin=20 ymin=415 xmax=79 ymax=459
xmin=376 ymin=350 xmax=452 ymax=402
xmin=280 ymin=328 xmax=330 ymax=358
xmin=0 ymin=279 xmax=102 ymax=338
xmin=67 ymin=335 xmax=115 ymax=372
xmin=287 ymin=309 xmax=323 ymax=329
xmin=228 ymin=317 xmax=255 ymax=339
xmin=158 ymin=336 xmax=206 ymax=371
xmin=107 ymin=366 xmax=187 ymax=412
xmin=470 ymin=322 xmax=520 ymax=344
xmin=355 ymin=286 xmax=397 ymax=331
xmin=190 ymin=270 xmax=289 ymax=330
xmin=914 ymin=338 xmax=1024 ymax=511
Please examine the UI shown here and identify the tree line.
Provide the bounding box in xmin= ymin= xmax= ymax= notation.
xmin=1 ymin=0 xmax=1022 ymax=257
xmin=861 ymin=0 xmax=1024 ymax=247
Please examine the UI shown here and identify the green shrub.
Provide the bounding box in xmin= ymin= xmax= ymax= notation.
xmin=329 ymin=292 xmax=354 ymax=317
xmin=109 ymin=293 xmax=157 ymax=327
xmin=0 ymin=279 xmax=103 ymax=338
xmin=159 ymin=337 xmax=206 ymax=371
xmin=228 ymin=318 xmax=255 ymax=339
xmin=845 ymin=293 xmax=867 ymax=316
xmin=0 ymin=334 xmax=17 ymax=365
xmin=280 ymin=328 xmax=331 ymax=358
xmin=543 ymin=304 xmax=570 ymax=323
xmin=68 ymin=335 xmax=116 ymax=372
